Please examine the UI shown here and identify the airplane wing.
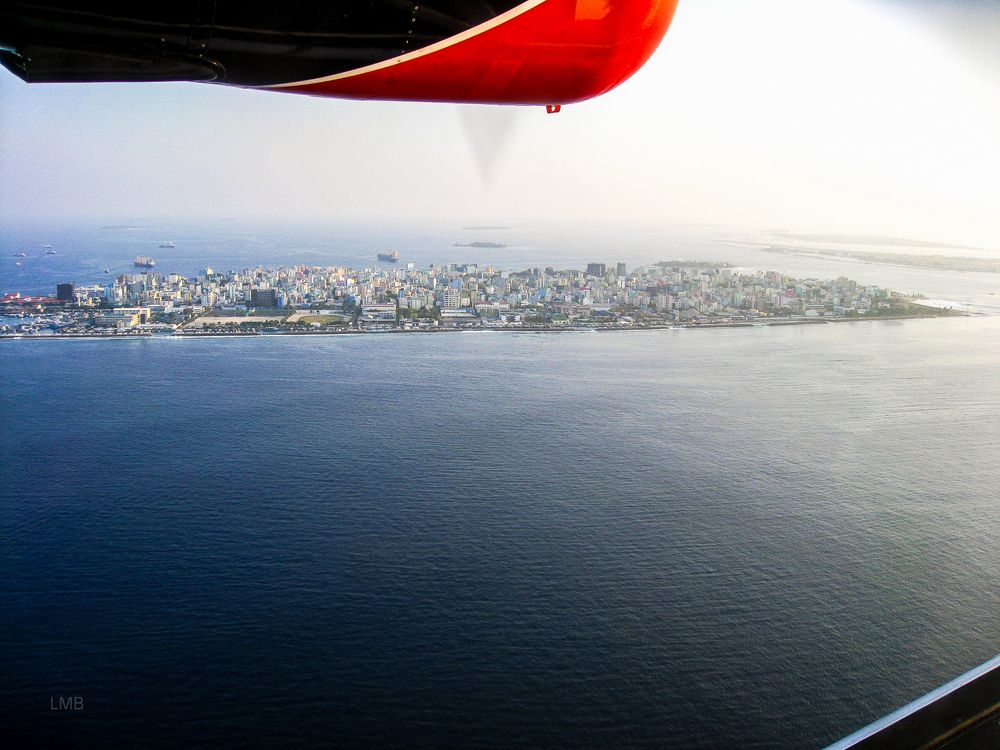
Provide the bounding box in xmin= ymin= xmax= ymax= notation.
xmin=0 ymin=0 xmax=680 ymax=106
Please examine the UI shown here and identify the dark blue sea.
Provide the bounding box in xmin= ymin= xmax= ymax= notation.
xmin=2 ymin=318 xmax=999 ymax=747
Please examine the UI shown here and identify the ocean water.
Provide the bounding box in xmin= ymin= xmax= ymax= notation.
xmin=2 ymin=318 xmax=999 ymax=747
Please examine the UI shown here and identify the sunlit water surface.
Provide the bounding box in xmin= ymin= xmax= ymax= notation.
xmin=2 ymin=318 xmax=998 ymax=747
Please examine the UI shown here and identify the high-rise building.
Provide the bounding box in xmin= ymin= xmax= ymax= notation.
xmin=586 ymin=263 xmax=607 ymax=277
xmin=616 ymin=262 xmax=627 ymax=277
xmin=443 ymin=287 xmax=462 ymax=310
xmin=56 ymin=283 xmax=74 ymax=302
xmin=250 ymin=288 xmax=278 ymax=308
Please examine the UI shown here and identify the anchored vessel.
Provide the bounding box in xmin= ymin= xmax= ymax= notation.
xmin=377 ymin=251 xmax=400 ymax=263
xmin=133 ymin=256 xmax=155 ymax=268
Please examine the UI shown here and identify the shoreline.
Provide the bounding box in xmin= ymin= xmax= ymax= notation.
xmin=0 ymin=310 xmax=971 ymax=341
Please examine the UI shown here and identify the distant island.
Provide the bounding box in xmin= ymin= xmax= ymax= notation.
xmin=461 ymin=225 xmax=510 ymax=231
xmin=760 ymin=245 xmax=1000 ymax=274
xmin=1 ymin=258 xmax=965 ymax=339
xmin=774 ymin=232 xmax=985 ymax=252
xmin=454 ymin=241 xmax=506 ymax=248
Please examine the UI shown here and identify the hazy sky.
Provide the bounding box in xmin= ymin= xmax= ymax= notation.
xmin=1 ymin=0 xmax=997 ymax=247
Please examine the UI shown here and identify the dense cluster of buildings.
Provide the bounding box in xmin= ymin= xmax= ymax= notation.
xmin=2 ymin=260 xmax=923 ymax=335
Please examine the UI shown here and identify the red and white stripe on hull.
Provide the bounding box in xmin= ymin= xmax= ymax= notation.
xmin=262 ymin=0 xmax=680 ymax=106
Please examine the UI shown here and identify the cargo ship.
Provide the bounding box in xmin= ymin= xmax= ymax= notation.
xmin=377 ymin=251 xmax=400 ymax=262
xmin=159 ymin=241 xmax=175 ymax=248
xmin=133 ymin=255 xmax=156 ymax=268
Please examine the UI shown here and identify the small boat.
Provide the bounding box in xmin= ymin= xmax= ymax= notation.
xmin=14 ymin=252 xmax=26 ymax=257
xmin=45 ymin=249 xmax=57 ymax=255
xmin=104 ymin=268 xmax=111 ymax=273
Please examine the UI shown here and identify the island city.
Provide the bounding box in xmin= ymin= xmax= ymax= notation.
xmin=1 ymin=258 xmax=960 ymax=337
